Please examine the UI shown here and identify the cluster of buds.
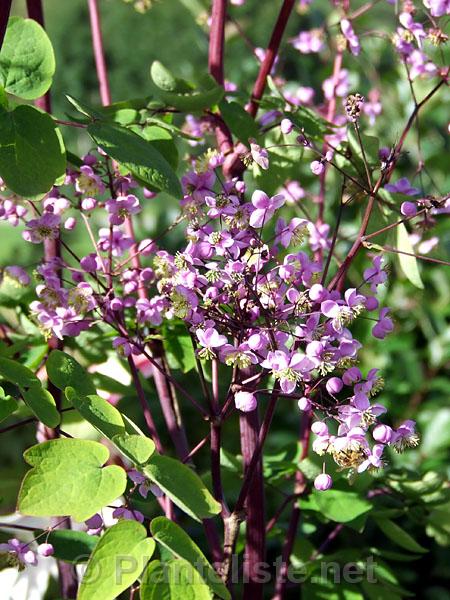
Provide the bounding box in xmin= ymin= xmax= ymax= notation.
xmin=345 ymin=93 xmax=365 ymax=122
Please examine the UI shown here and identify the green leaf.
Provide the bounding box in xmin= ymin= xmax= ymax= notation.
xmin=219 ymin=100 xmax=259 ymax=142
xmin=0 ymin=17 xmax=55 ymax=100
xmin=78 ymin=520 xmax=155 ymax=600
xmin=144 ymin=455 xmax=221 ymax=521
xmin=0 ymin=105 xmax=66 ymax=198
xmin=162 ymin=321 xmax=196 ymax=373
xmin=46 ymin=350 xmax=96 ymax=397
xmin=45 ymin=529 xmax=98 ymax=564
xmin=150 ymin=64 xmax=224 ymax=112
xmin=312 ymin=489 xmax=372 ymax=523
xmin=65 ymin=388 xmax=155 ymax=464
xmin=396 ymin=223 xmax=424 ymax=289
xmin=88 ymin=121 xmax=181 ymax=198
xmin=65 ymin=388 xmax=125 ymax=438
xmin=289 ymin=106 xmax=334 ymax=139
xmin=112 ymin=433 xmax=155 ymax=465
xmin=134 ymin=125 xmax=179 ymax=169
xmin=348 ymin=129 xmax=380 ymax=165
xmin=18 ymin=439 xmax=126 ymax=522
xmin=0 ymin=387 xmax=18 ymax=422
xmin=150 ymin=517 xmax=230 ymax=600
xmin=0 ymin=356 xmax=40 ymax=387
xmin=141 ymin=559 xmax=213 ymax=600
xmin=21 ymin=383 xmax=60 ymax=428
xmin=374 ymin=518 xmax=428 ymax=554
xmin=150 ymin=61 xmax=193 ymax=93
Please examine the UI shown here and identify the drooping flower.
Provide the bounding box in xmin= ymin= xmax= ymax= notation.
xmin=249 ymin=190 xmax=285 ymax=228
xmin=234 ymin=391 xmax=257 ymax=412
xmin=22 ymin=213 xmax=61 ymax=244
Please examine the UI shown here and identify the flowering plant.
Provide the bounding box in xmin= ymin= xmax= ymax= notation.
xmin=0 ymin=0 xmax=448 ymax=598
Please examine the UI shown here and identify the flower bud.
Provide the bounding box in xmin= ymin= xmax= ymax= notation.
xmin=400 ymin=201 xmax=417 ymax=217
xmin=297 ymin=396 xmax=311 ymax=411
xmin=311 ymin=421 xmax=328 ymax=436
xmin=81 ymin=197 xmax=96 ymax=211
xmin=280 ymin=118 xmax=294 ymax=134
xmin=310 ymin=160 xmax=325 ymax=175
xmin=234 ymin=391 xmax=257 ymax=412
xmin=64 ymin=217 xmax=77 ymax=230
xmin=373 ymin=424 xmax=393 ymax=444
xmin=38 ymin=543 xmax=54 ymax=557
xmin=326 ymin=377 xmax=343 ymax=395
xmin=314 ymin=473 xmax=333 ymax=491
xmin=342 ymin=367 xmax=362 ymax=385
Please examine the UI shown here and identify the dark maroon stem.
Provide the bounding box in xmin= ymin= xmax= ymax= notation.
xmin=273 ymin=411 xmax=312 ymax=599
xmin=26 ymin=2 xmax=78 ymax=597
xmin=87 ymin=0 xmax=112 ymax=105
xmin=247 ymin=0 xmax=295 ymax=117
xmin=239 ymin=406 xmax=265 ymax=600
xmin=208 ymin=0 xmax=227 ymax=85
xmin=0 ymin=0 xmax=12 ymax=50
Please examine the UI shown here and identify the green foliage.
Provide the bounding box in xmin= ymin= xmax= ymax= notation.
xmin=141 ymin=558 xmax=213 ymax=599
xmin=18 ymin=439 xmax=126 ymax=521
xmin=162 ymin=321 xmax=196 ymax=373
xmin=302 ymin=488 xmax=372 ymax=524
xmin=88 ymin=121 xmax=181 ymax=197
xmin=150 ymin=61 xmax=224 ymax=112
xmin=0 ymin=105 xmax=66 ymax=197
xmin=46 ymin=350 xmax=96 ymax=396
xmin=396 ymin=223 xmax=424 ymax=289
xmin=150 ymin=517 xmax=230 ymax=600
xmin=20 ymin=384 xmax=60 ymax=428
xmin=45 ymin=529 xmax=98 ymax=563
xmin=78 ymin=520 xmax=155 ymax=600
xmin=0 ymin=17 xmax=55 ymax=100
xmin=0 ymin=386 xmax=18 ymax=422
xmin=219 ymin=99 xmax=259 ymax=142
xmin=374 ymin=518 xmax=428 ymax=554
xmin=144 ymin=455 xmax=221 ymax=521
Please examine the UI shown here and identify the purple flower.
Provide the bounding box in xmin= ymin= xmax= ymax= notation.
xmin=323 ymin=69 xmax=350 ymax=100
xmin=385 ymin=177 xmax=420 ymax=196
xmin=76 ymin=165 xmax=105 ymax=196
xmin=406 ymin=50 xmax=437 ymax=80
xmin=196 ymin=327 xmax=227 ymax=359
xmin=341 ymin=19 xmax=360 ymax=55
xmin=357 ymin=443 xmax=384 ymax=472
xmin=399 ymin=13 xmax=426 ymax=48
xmin=250 ymin=142 xmax=269 ymax=170
xmin=85 ymin=513 xmax=104 ymax=535
xmin=261 ymin=350 xmax=316 ymax=394
xmin=391 ymin=419 xmax=420 ymax=451
xmin=4 ymin=265 xmax=30 ymax=286
xmin=235 ymin=391 xmax=257 ymax=412
xmin=112 ymin=506 xmax=145 ymax=523
xmin=298 ymin=396 xmax=311 ymax=411
xmin=249 ymin=190 xmax=285 ymax=228
xmin=113 ymin=336 xmax=139 ymax=357
xmin=363 ymin=256 xmax=387 ymax=291
xmin=23 ymin=213 xmax=61 ymax=244
xmin=290 ymin=29 xmax=324 ymax=54
xmin=372 ymin=308 xmax=394 ymax=339
xmin=321 ymin=288 xmax=365 ymax=332
xmin=106 ymin=194 xmax=141 ymax=225
xmin=275 ymin=217 xmax=309 ymax=248
xmin=423 ymin=0 xmax=450 ymax=16
xmin=0 ymin=538 xmax=37 ymax=567
xmin=338 ymin=393 xmax=386 ymax=429
xmin=98 ymin=227 xmax=133 ymax=257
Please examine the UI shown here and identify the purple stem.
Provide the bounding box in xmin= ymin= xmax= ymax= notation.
xmin=272 ymin=410 xmax=312 ymax=599
xmin=26 ymin=2 xmax=78 ymax=596
xmin=239 ymin=406 xmax=265 ymax=600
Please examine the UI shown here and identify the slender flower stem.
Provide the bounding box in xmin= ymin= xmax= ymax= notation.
xmin=272 ymin=410 xmax=312 ymax=599
xmin=26 ymin=2 xmax=78 ymax=596
xmin=247 ymin=0 xmax=295 ymax=117
xmin=239 ymin=405 xmax=265 ymax=600
xmin=208 ymin=0 xmax=227 ymax=85
xmin=87 ymin=0 xmax=112 ymax=105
